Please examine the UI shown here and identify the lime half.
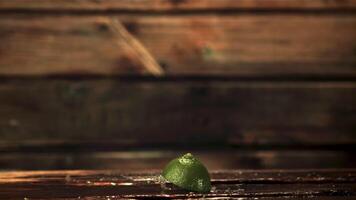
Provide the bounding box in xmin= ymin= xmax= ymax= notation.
xmin=162 ymin=153 xmax=211 ymax=193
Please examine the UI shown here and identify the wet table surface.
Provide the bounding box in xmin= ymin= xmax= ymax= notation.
xmin=0 ymin=169 xmax=356 ymax=199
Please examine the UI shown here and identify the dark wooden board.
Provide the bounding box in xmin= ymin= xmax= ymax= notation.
xmin=0 ymin=169 xmax=355 ymax=199
xmin=1 ymin=0 xmax=356 ymax=11
xmin=1 ymin=150 xmax=355 ymax=170
xmin=0 ymin=79 xmax=355 ymax=146
xmin=0 ymin=14 xmax=355 ymax=76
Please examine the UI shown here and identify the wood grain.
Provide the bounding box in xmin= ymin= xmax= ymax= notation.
xmin=0 ymin=79 xmax=355 ymax=145
xmin=110 ymin=18 xmax=164 ymax=76
xmin=1 ymin=0 xmax=356 ymax=11
xmin=0 ymin=14 xmax=356 ymax=76
xmin=0 ymin=170 xmax=355 ymax=199
xmin=0 ymin=16 xmax=155 ymax=76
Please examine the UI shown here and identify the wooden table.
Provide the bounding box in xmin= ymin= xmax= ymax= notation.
xmin=1 ymin=169 xmax=355 ymax=199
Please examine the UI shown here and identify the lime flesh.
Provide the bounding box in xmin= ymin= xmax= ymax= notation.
xmin=162 ymin=153 xmax=211 ymax=193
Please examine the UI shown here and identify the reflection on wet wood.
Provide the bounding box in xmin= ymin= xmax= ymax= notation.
xmin=1 ymin=0 xmax=356 ymax=11
xmin=40 ymin=197 xmax=356 ymax=200
xmin=0 ymin=169 xmax=355 ymax=199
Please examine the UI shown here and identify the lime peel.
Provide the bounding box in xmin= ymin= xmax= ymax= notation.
xmin=162 ymin=153 xmax=211 ymax=193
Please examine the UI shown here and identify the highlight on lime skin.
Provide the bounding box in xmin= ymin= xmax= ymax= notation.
xmin=162 ymin=153 xmax=211 ymax=193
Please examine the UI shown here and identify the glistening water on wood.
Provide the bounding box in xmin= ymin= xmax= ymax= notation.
xmin=162 ymin=153 xmax=211 ymax=193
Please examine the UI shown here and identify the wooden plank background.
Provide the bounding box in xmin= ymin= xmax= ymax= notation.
xmin=0 ymin=0 xmax=355 ymax=164
xmin=0 ymin=79 xmax=355 ymax=145
xmin=0 ymin=14 xmax=356 ymax=76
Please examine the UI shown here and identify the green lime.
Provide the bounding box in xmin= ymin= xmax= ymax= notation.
xmin=162 ymin=153 xmax=211 ymax=193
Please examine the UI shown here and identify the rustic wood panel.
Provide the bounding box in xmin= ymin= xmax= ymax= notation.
xmin=0 ymin=150 xmax=355 ymax=170
xmin=0 ymin=14 xmax=356 ymax=76
xmin=1 ymin=0 xmax=356 ymax=11
xmin=0 ymin=169 xmax=355 ymax=199
xmin=0 ymin=16 xmax=157 ymax=76
xmin=0 ymin=79 xmax=355 ymax=145
xmin=126 ymin=14 xmax=356 ymax=76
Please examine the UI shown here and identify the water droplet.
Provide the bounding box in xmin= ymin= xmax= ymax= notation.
xmin=211 ymin=186 xmax=217 ymax=192
xmin=65 ymin=175 xmax=71 ymax=182
xmin=157 ymin=175 xmax=168 ymax=184
xmin=117 ymin=182 xmax=133 ymax=186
